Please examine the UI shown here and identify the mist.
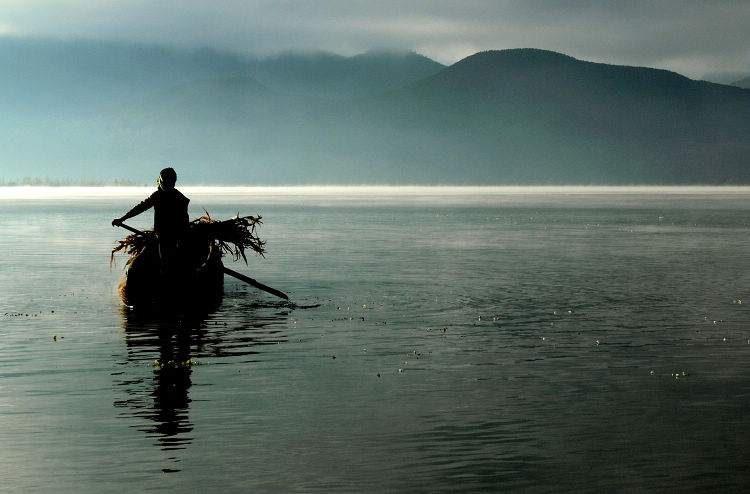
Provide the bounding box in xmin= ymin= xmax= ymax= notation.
xmin=1 ymin=39 xmax=749 ymax=185
xmin=3 ymin=1 xmax=750 ymax=77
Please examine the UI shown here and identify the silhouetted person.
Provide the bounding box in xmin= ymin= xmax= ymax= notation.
xmin=112 ymin=167 xmax=189 ymax=276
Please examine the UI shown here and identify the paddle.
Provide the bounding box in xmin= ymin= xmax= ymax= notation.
xmin=115 ymin=222 xmax=289 ymax=300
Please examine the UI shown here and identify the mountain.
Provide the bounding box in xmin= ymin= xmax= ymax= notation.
xmin=2 ymin=44 xmax=749 ymax=184
xmin=0 ymin=39 xmax=442 ymax=116
xmin=701 ymin=71 xmax=749 ymax=85
xmin=0 ymin=39 xmax=444 ymax=183
xmin=352 ymin=49 xmax=750 ymax=183
xmin=248 ymin=50 xmax=445 ymax=99
xmin=733 ymin=76 xmax=750 ymax=89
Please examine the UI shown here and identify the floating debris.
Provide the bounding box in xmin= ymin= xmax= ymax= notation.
xmin=4 ymin=312 xmax=36 ymax=317
xmin=153 ymin=358 xmax=203 ymax=369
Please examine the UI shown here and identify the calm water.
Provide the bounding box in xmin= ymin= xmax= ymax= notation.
xmin=1 ymin=186 xmax=749 ymax=493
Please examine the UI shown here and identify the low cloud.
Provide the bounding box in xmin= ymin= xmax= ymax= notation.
xmin=1 ymin=0 xmax=748 ymax=77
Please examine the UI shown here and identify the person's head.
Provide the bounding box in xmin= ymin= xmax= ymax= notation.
xmin=157 ymin=167 xmax=177 ymax=190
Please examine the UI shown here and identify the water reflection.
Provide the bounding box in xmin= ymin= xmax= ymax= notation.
xmin=115 ymin=313 xmax=198 ymax=452
xmin=112 ymin=293 xmax=292 ymax=460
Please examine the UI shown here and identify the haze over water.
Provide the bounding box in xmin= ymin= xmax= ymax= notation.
xmin=1 ymin=186 xmax=748 ymax=493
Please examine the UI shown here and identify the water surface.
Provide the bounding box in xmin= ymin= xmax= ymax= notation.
xmin=1 ymin=186 xmax=748 ymax=493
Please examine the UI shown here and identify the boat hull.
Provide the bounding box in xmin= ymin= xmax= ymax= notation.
xmin=118 ymin=241 xmax=224 ymax=311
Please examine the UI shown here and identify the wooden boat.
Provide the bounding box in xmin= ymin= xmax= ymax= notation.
xmin=117 ymin=236 xmax=225 ymax=310
xmin=113 ymin=215 xmax=287 ymax=311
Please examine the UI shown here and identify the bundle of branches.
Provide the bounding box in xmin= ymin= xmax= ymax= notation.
xmin=111 ymin=212 xmax=266 ymax=266
xmin=190 ymin=212 xmax=266 ymax=263
xmin=111 ymin=229 xmax=157 ymax=266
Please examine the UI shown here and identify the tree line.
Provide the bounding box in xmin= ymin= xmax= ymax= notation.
xmin=0 ymin=177 xmax=145 ymax=186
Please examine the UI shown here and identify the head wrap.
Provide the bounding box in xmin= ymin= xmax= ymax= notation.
xmin=157 ymin=167 xmax=177 ymax=191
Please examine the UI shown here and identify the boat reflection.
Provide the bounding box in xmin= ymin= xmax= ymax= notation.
xmin=112 ymin=293 xmax=292 ymax=458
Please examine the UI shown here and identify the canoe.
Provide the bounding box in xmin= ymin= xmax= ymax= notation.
xmin=113 ymin=214 xmax=286 ymax=310
xmin=118 ymin=237 xmax=224 ymax=310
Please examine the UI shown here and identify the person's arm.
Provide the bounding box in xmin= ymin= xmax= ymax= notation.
xmin=112 ymin=193 xmax=155 ymax=226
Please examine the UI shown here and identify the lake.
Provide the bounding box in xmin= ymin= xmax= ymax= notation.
xmin=1 ymin=186 xmax=748 ymax=493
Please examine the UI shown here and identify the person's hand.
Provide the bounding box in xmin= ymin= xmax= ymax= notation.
xmin=112 ymin=218 xmax=123 ymax=227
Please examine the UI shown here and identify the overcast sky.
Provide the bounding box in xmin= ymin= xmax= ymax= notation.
xmin=2 ymin=0 xmax=749 ymax=79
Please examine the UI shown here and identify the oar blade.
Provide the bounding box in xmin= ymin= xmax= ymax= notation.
xmin=223 ymin=267 xmax=289 ymax=300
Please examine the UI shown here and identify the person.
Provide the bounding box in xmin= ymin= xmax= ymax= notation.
xmin=112 ymin=167 xmax=190 ymax=275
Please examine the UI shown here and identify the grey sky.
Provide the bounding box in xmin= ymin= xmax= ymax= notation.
xmin=2 ymin=0 xmax=749 ymax=79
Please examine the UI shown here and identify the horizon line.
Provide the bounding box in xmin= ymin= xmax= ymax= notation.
xmin=3 ymin=184 xmax=750 ymax=201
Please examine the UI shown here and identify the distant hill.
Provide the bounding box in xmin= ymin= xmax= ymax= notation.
xmin=701 ymin=71 xmax=749 ymax=85
xmin=353 ymin=49 xmax=750 ymax=183
xmin=249 ymin=50 xmax=445 ymax=99
xmin=0 ymin=38 xmax=442 ymax=115
xmin=1 ymin=43 xmax=749 ymax=184
xmin=733 ymin=76 xmax=750 ymax=89
xmin=0 ymin=38 xmax=444 ymax=183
